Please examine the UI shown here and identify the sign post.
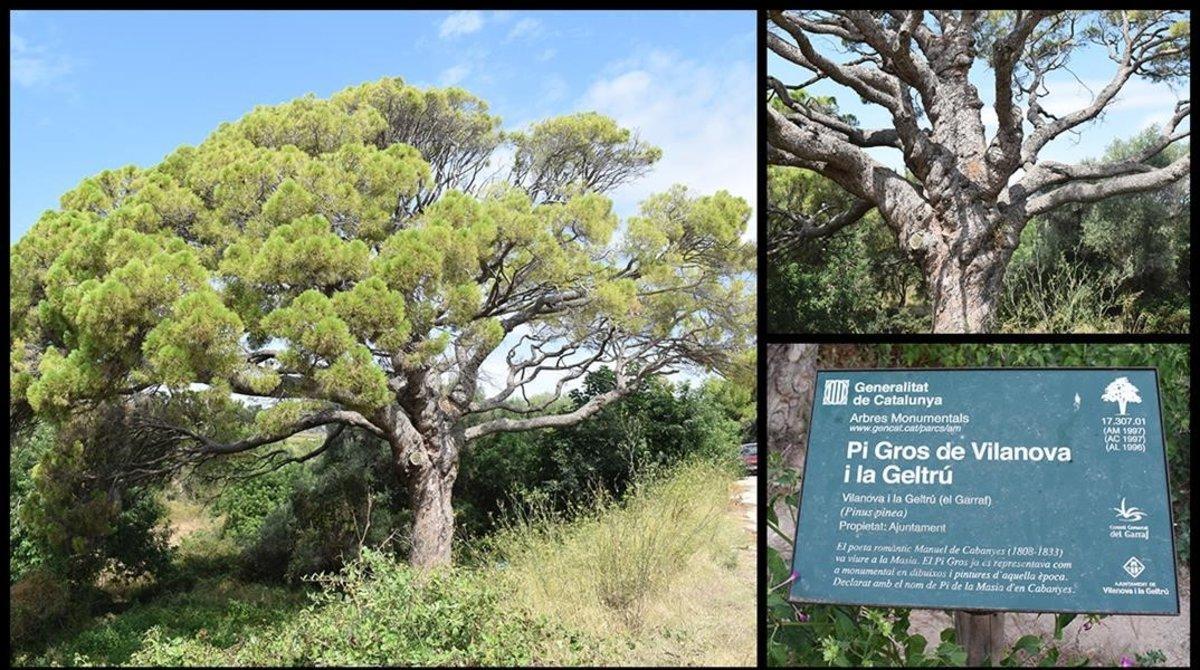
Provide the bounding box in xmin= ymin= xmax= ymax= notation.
xmin=953 ymin=611 xmax=1004 ymax=665
xmin=789 ymin=368 xmax=1179 ymax=663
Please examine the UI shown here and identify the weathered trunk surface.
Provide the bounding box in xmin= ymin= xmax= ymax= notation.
xmin=911 ymin=52 xmax=1013 ymax=335
xmin=390 ymin=420 xmax=461 ymax=568
xmin=767 ymin=344 xmax=818 ymax=475
xmin=408 ymin=462 xmax=456 ymax=568
xmin=925 ymin=246 xmax=1005 ymax=334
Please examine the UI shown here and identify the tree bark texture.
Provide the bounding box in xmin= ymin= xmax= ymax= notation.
xmin=767 ymin=344 xmax=818 ymax=474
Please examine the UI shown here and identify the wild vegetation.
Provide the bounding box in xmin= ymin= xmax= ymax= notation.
xmin=11 ymin=371 xmax=755 ymax=666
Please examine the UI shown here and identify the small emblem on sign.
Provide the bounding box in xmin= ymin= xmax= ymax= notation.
xmin=822 ymin=379 xmax=849 ymax=405
xmin=1102 ymin=377 xmax=1142 ymax=415
xmin=1113 ymin=498 xmax=1147 ymax=522
xmin=1123 ymin=556 xmax=1146 ymax=579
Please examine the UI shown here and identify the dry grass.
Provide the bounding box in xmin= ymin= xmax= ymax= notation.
xmin=161 ymin=496 xmax=221 ymax=548
xmin=486 ymin=459 xmax=756 ymax=666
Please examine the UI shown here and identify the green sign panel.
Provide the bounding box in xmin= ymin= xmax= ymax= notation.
xmin=790 ymin=368 xmax=1179 ymax=614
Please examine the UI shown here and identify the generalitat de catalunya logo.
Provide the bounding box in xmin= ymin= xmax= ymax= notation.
xmin=823 ymin=379 xmax=849 ymax=405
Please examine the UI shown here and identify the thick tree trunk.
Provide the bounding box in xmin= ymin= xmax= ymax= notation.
xmin=919 ymin=218 xmax=1010 ymax=334
xmin=928 ymin=256 xmax=999 ymax=333
xmin=408 ymin=461 xmax=456 ymax=568
xmin=767 ymin=344 xmax=819 ymax=474
xmin=391 ymin=424 xmax=460 ymax=568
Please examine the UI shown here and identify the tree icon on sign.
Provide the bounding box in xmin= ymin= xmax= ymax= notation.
xmin=1102 ymin=377 xmax=1142 ymax=415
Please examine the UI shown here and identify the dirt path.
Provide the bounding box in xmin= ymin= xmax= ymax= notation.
xmin=732 ymin=476 xmax=757 ymax=534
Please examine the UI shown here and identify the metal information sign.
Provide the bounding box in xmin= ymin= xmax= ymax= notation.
xmin=790 ymin=368 xmax=1179 ymax=615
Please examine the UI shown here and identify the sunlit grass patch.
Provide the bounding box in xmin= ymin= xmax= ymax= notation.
xmin=485 ymin=458 xmax=754 ymax=664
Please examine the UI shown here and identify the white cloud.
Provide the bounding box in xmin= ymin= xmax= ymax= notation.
xmin=438 ymin=10 xmax=484 ymax=39
xmin=507 ymin=17 xmax=542 ymax=41
xmin=580 ymin=50 xmax=757 ymax=239
xmin=10 ymin=30 xmax=74 ymax=88
xmin=439 ymin=64 xmax=470 ymax=86
xmin=538 ymin=48 xmax=557 ymax=62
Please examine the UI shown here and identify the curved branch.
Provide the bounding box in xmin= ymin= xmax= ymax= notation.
xmin=1021 ymin=12 xmax=1189 ymax=164
xmin=768 ymin=13 xmax=902 ymax=113
xmin=1008 ymin=99 xmax=1191 ymax=205
xmin=767 ymin=105 xmax=930 ymax=237
xmin=1026 ymin=154 xmax=1190 ymax=217
xmin=137 ymin=407 xmax=385 ymax=457
xmin=232 ymin=424 xmax=347 ymax=479
xmin=767 ymin=199 xmax=875 ymax=258
xmin=768 ymin=76 xmax=901 ymax=149
xmin=465 ymin=387 xmax=629 ymax=441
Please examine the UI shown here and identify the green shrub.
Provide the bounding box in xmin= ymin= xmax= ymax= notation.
xmin=996 ymin=249 xmax=1133 ymax=333
xmin=765 ymin=202 xmax=923 ymax=334
xmin=127 ymin=550 xmax=588 ymax=666
xmin=21 ymin=576 xmax=306 ymax=666
xmin=211 ymin=461 xmax=310 ymax=542
xmin=17 ymin=410 xmax=172 ymax=590
xmin=240 ymin=431 xmax=404 ymax=583
xmin=9 ymin=423 xmax=56 ymax=584
xmin=457 ymin=369 xmax=744 ymax=539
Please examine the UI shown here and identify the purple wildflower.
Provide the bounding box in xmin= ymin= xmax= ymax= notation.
xmin=1120 ymin=656 xmax=1134 ymax=667
xmin=797 ymin=611 xmax=810 ymax=622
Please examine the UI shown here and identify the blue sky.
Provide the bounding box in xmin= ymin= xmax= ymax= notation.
xmin=10 ymin=10 xmax=756 ymax=242
xmin=769 ymin=19 xmax=1190 ymax=174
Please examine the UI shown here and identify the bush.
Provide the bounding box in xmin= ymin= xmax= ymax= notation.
xmin=765 ymin=201 xmax=923 ymax=334
xmin=240 ymin=430 xmax=405 ymax=582
xmin=211 ymin=460 xmax=310 ymax=542
xmin=457 ymin=369 xmax=744 ymax=538
xmin=997 ymin=248 xmax=1134 ymax=333
xmin=10 ymin=423 xmax=56 ymax=584
xmin=9 ymin=568 xmax=73 ymax=648
xmin=20 ymin=575 xmax=306 ymax=666
xmin=17 ymin=410 xmax=172 ymax=589
xmin=127 ymin=550 xmax=588 ymax=666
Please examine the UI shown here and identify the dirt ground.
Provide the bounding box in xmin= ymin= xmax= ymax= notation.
xmin=732 ymin=476 xmax=757 ymax=534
